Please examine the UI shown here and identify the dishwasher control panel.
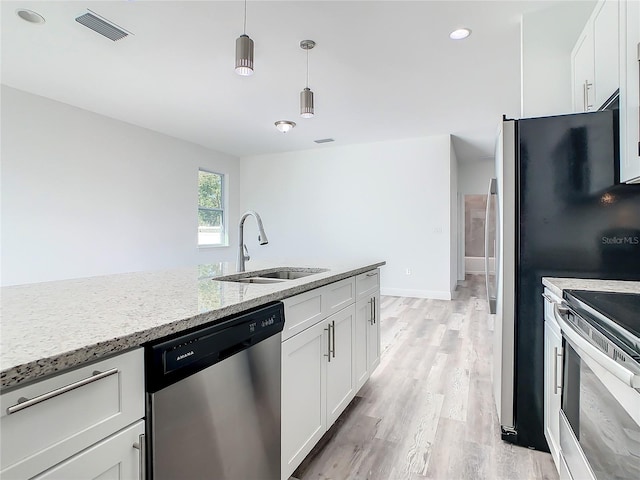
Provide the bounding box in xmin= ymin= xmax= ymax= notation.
xmin=145 ymin=302 xmax=284 ymax=392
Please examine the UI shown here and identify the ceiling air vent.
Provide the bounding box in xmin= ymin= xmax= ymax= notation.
xmin=314 ymin=138 xmax=335 ymax=144
xmin=75 ymin=10 xmax=129 ymax=41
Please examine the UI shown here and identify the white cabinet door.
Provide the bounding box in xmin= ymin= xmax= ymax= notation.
xmin=544 ymin=318 xmax=563 ymax=470
xmin=573 ymin=28 xmax=595 ymax=112
xmin=593 ymin=0 xmax=619 ymax=107
xmin=354 ymin=298 xmax=371 ymax=391
xmin=326 ymin=305 xmax=356 ymax=426
xmin=367 ymin=291 xmax=381 ymax=373
xmin=619 ymin=0 xmax=640 ymax=183
xmin=281 ymin=320 xmax=327 ymax=480
xmin=0 ymin=349 xmax=144 ymax=480
xmin=33 ymin=421 xmax=144 ymax=480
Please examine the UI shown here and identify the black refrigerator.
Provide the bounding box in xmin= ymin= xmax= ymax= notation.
xmin=488 ymin=109 xmax=640 ymax=451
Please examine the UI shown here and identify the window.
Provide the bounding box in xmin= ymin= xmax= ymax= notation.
xmin=198 ymin=170 xmax=225 ymax=246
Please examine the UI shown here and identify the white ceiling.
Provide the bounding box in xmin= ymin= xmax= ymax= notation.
xmin=1 ymin=1 xmax=594 ymax=162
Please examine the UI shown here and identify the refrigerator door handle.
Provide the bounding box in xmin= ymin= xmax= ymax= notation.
xmin=485 ymin=177 xmax=498 ymax=314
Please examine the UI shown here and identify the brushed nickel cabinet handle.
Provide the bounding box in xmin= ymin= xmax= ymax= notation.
xmin=332 ymin=320 xmax=336 ymax=358
xmin=324 ymin=324 xmax=331 ymax=363
xmin=583 ymin=80 xmax=593 ymax=111
xmin=554 ymin=347 xmax=563 ymax=395
xmin=373 ymin=297 xmax=376 ymax=324
xmin=369 ymin=298 xmax=374 ymax=325
xmin=366 ymin=272 xmax=377 ymax=277
xmin=6 ymin=368 xmax=119 ymax=415
xmin=133 ymin=433 xmax=146 ymax=480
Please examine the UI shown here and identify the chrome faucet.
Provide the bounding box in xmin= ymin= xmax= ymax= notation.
xmin=237 ymin=210 xmax=269 ymax=272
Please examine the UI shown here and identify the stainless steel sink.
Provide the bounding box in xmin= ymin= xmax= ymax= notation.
xmin=257 ymin=270 xmax=325 ymax=280
xmin=236 ymin=277 xmax=286 ymax=284
xmin=215 ymin=267 xmax=328 ymax=283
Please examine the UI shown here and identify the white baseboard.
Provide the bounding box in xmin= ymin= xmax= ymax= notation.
xmin=381 ymin=288 xmax=452 ymax=300
xmin=465 ymin=256 xmax=494 ymax=275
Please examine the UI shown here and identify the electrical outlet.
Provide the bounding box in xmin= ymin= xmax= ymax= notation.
xmin=405 ymin=268 xmax=411 ymax=275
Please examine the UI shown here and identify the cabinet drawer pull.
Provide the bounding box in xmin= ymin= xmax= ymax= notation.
xmin=369 ymin=298 xmax=374 ymax=325
xmin=324 ymin=325 xmax=331 ymax=363
xmin=541 ymin=293 xmax=554 ymax=303
xmin=554 ymin=347 xmax=563 ymax=395
xmin=373 ymin=297 xmax=376 ymax=324
xmin=366 ymin=272 xmax=377 ymax=277
xmin=583 ymin=80 xmax=593 ymax=111
xmin=332 ymin=320 xmax=336 ymax=358
xmin=133 ymin=433 xmax=147 ymax=480
xmin=6 ymin=368 xmax=119 ymax=415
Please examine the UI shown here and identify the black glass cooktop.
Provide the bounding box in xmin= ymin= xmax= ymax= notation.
xmin=564 ymin=289 xmax=640 ymax=342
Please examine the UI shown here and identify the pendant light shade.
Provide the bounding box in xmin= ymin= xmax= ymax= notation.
xmin=300 ymin=40 xmax=315 ymax=118
xmin=300 ymin=88 xmax=314 ymax=119
xmin=235 ymin=0 xmax=254 ymax=76
xmin=235 ymin=34 xmax=254 ymax=76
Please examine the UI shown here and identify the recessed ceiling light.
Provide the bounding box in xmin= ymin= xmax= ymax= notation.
xmin=275 ymin=121 xmax=296 ymax=133
xmin=16 ymin=9 xmax=46 ymax=24
xmin=450 ymin=28 xmax=471 ymax=40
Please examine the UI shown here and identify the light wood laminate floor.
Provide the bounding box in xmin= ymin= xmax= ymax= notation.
xmin=291 ymin=275 xmax=558 ymax=480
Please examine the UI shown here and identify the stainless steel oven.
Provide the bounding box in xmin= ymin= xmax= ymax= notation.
xmin=552 ymin=290 xmax=640 ymax=480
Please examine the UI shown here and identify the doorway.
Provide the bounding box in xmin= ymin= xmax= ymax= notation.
xmin=464 ymin=195 xmax=490 ymax=274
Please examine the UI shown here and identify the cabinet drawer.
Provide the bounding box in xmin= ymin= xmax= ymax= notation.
xmin=324 ymin=277 xmax=355 ymax=318
xmin=356 ymin=269 xmax=379 ymax=300
xmin=282 ymin=289 xmax=324 ymax=341
xmin=33 ymin=420 xmax=144 ymax=480
xmin=1 ymin=348 xmax=144 ymax=479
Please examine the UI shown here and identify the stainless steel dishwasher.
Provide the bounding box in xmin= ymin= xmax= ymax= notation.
xmin=145 ymin=302 xmax=284 ymax=480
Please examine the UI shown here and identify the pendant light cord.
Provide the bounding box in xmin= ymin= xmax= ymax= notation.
xmin=243 ymin=0 xmax=247 ymax=34
xmin=306 ymin=48 xmax=309 ymax=88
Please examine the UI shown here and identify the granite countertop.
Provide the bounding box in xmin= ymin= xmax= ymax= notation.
xmin=1 ymin=260 xmax=385 ymax=390
xmin=542 ymin=277 xmax=640 ymax=298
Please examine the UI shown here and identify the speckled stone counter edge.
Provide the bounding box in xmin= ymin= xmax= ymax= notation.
xmin=1 ymin=262 xmax=384 ymax=390
xmin=542 ymin=277 xmax=640 ymax=299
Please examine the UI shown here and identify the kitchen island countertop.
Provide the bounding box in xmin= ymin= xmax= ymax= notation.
xmin=1 ymin=260 xmax=385 ymax=389
xmin=542 ymin=277 xmax=640 ymax=299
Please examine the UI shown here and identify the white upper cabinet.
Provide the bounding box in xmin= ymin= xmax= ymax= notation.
xmin=572 ymin=0 xmax=619 ymax=112
xmin=619 ymin=0 xmax=640 ymax=183
xmin=594 ymin=0 xmax=620 ymax=107
xmin=573 ymin=28 xmax=596 ymax=112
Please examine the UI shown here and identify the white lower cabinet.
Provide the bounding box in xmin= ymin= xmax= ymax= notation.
xmin=281 ymin=319 xmax=328 ymax=479
xmin=281 ymin=305 xmax=356 ymax=480
xmin=0 ymin=348 xmax=145 ymax=480
xmin=354 ymin=290 xmax=381 ymax=391
xmin=281 ymin=269 xmax=381 ymax=480
xmin=367 ymin=290 xmax=381 ymax=373
xmin=33 ymin=421 xmax=145 ymax=480
xmin=326 ymin=305 xmax=356 ymax=426
xmin=543 ymin=290 xmax=563 ymax=471
xmin=355 ymin=299 xmax=371 ymax=390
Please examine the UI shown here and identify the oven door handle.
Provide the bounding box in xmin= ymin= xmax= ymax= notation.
xmin=553 ymin=303 xmax=640 ymax=389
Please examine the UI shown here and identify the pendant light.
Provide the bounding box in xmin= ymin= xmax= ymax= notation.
xmin=235 ymin=0 xmax=254 ymax=76
xmin=275 ymin=120 xmax=296 ymax=133
xmin=300 ymin=40 xmax=315 ymax=118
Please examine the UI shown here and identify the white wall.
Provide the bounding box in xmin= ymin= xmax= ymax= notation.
xmin=1 ymin=86 xmax=239 ymax=286
xmin=239 ymin=136 xmax=457 ymax=299
xmin=449 ymin=143 xmax=458 ymax=292
xmin=521 ymin=2 xmax=597 ymax=117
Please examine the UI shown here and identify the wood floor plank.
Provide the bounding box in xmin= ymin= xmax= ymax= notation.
xmin=292 ymin=275 xmax=558 ymax=480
